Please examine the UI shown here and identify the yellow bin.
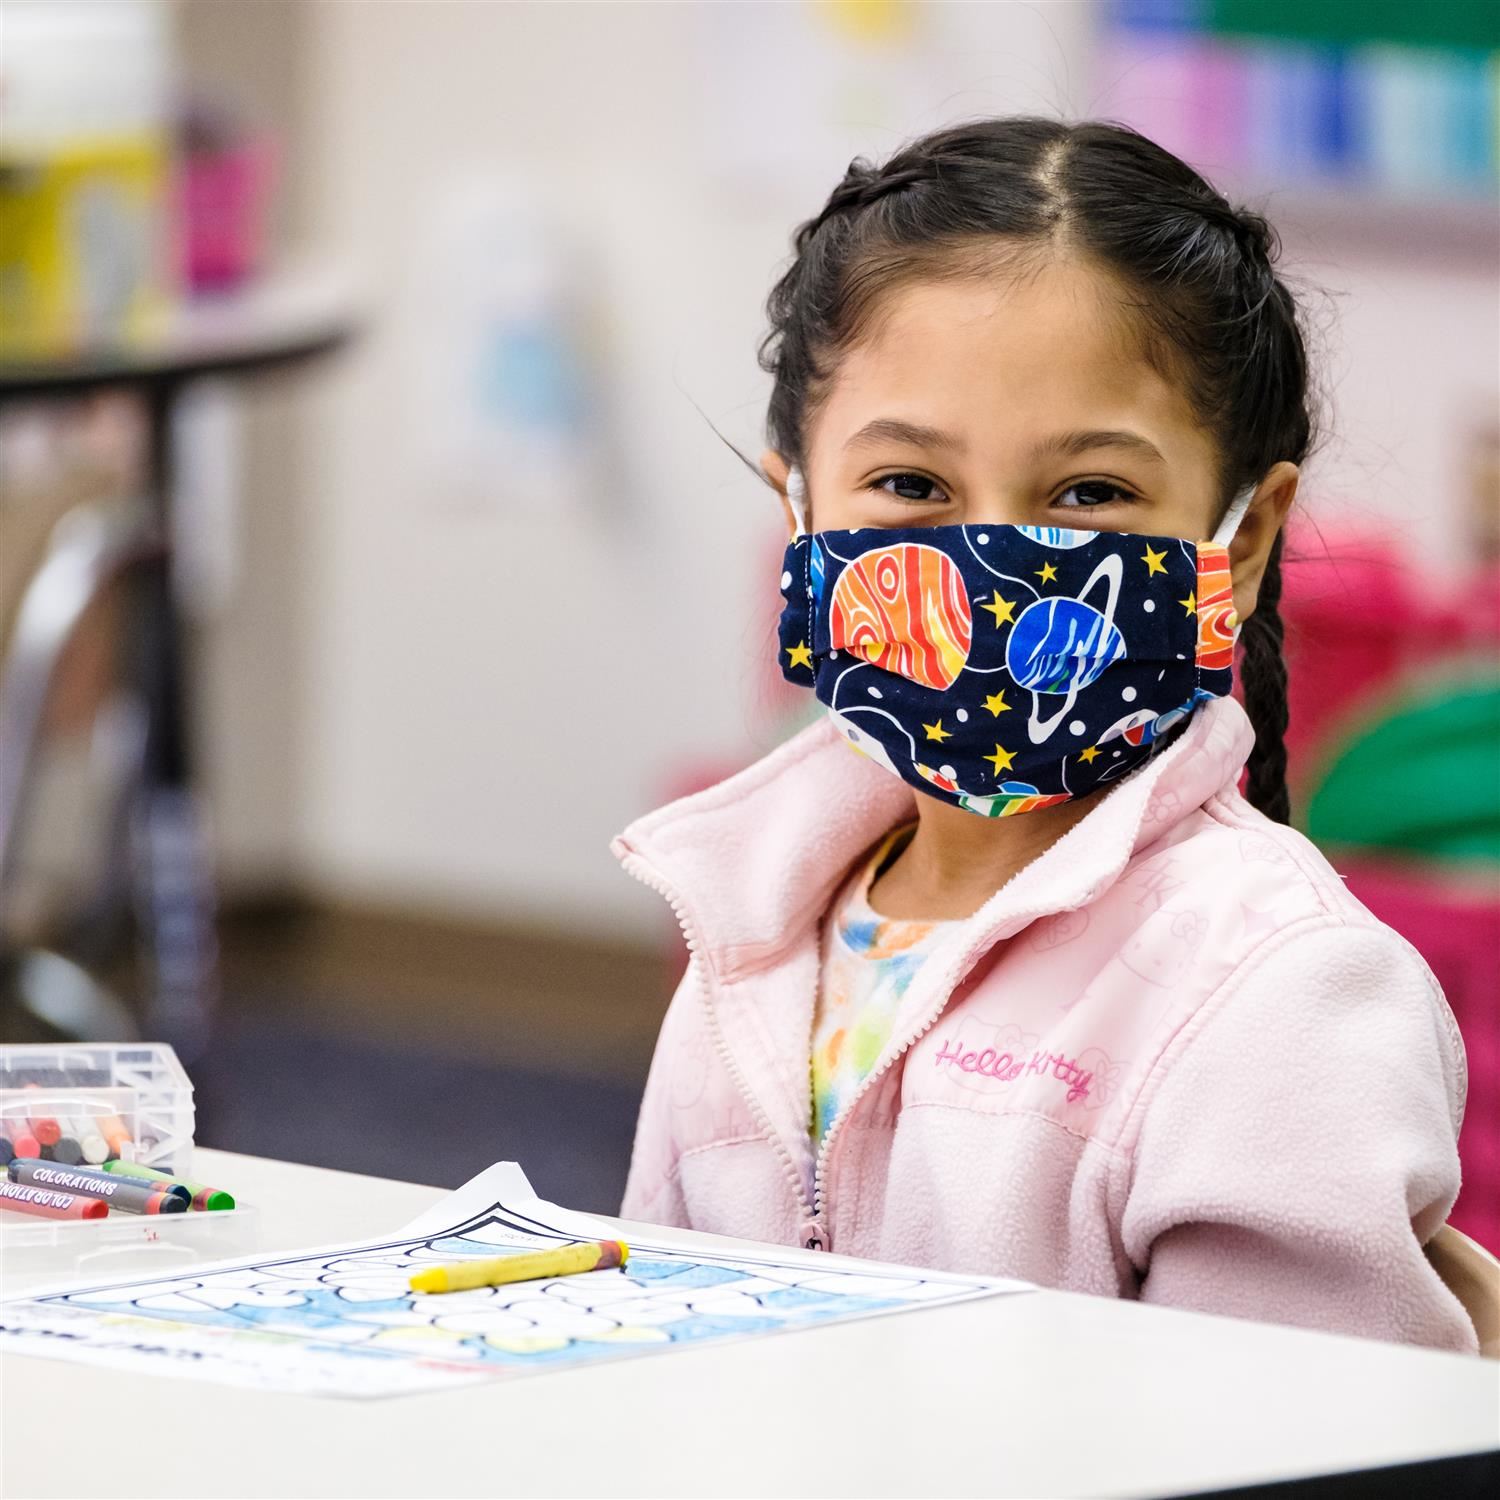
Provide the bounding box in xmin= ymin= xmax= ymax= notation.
xmin=0 ymin=132 xmax=176 ymax=358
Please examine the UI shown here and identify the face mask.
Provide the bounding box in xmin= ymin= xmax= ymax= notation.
xmin=776 ymin=469 xmax=1251 ymax=817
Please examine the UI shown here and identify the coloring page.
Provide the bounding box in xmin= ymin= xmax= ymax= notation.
xmin=0 ymin=1163 xmax=1030 ymax=1399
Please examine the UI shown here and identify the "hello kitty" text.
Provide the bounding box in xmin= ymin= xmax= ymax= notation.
xmin=932 ymin=1038 xmax=1093 ymax=1103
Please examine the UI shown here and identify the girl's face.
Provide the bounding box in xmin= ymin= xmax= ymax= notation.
xmin=765 ymin=256 xmax=1295 ymax=618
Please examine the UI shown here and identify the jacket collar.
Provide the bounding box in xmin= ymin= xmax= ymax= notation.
xmin=613 ymin=696 xmax=1256 ymax=983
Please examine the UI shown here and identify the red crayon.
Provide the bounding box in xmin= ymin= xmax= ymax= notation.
xmin=11 ymin=1131 xmax=40 ymax=1160
xmin=0 ymin=1178 xmax=108 ymax=1220
xmin=22 ymin=1085 xmax=63 ymax=1146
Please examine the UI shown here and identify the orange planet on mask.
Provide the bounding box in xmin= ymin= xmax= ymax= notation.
xmin=829 ymin=543 xmax=973 ymax=690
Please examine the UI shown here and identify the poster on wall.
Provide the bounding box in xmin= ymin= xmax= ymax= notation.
xmin=402 ymin=173 xmax=606 ymax=514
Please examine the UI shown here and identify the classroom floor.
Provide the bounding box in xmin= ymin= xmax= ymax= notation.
xmin=195 ymin=904 xmax=675 ymax=1213
xmin=0 ymin=902 xmax=676 ymax=1211
xmin=192 ymin=1015 xmax=643 ymax=1213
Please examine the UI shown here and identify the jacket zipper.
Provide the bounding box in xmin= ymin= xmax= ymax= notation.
xmin=622 ymin=845 xmax=1038 ymax=1255
xmin=617 ymin=849 xmax=822 ymax=1245
xmin=808 ymin=927 xmax=994 ymax=1242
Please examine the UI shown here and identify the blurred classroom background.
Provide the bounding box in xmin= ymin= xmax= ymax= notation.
xmin=0 ymin=1 xmax=1496 ymax=1238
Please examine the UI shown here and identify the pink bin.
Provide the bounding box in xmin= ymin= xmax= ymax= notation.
xmin=178 ymin=138 xmax=279 ymax=292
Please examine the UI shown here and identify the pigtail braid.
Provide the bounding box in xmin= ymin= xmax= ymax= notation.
xmin=1239 ymin=533 xmax=1291 ymax=824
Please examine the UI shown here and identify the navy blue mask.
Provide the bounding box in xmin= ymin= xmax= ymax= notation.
xmin=776 ymin=476 xmax=1246 ymax=817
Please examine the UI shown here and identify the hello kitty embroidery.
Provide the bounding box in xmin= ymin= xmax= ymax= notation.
xmin=932 ymin=1037 xmax=1095 ymax=1103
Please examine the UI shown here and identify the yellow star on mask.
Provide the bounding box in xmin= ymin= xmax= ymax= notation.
xmin=980 ymin=591 xmax=1016 ymax=626
xmin=1036 ymin=562 xmax=1059 ymax=584
xmin=1179 ymin=590 xmax=1197 ymax=615
xmin=786 ymin=640 xmax=814 ymax=670
xmin=923 ymin=720 xmax=951 ymax=743
xmin=1142 ymin=545 xmax=1168 ymax=576
xmin=1079 ymin=745 xmax=1101 ymax=764
xmin=983 ymin=690 xmax=1011 ymax=717
xmin=984 ymin=744 xmax=1015 ymax=775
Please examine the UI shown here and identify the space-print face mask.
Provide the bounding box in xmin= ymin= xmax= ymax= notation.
xmin=776 ymin=469 xmax=1250 ymax=817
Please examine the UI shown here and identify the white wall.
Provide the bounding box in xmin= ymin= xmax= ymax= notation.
xmin=282 ymin=0 xmax=1095 ymax=936
xmin=1279 ymin=249 xmax=1498 ymax=572
xmin=177 ymin=0 xmax=316 ymax=895
xmin=195 ymin=1 xmax=1495 ymax=938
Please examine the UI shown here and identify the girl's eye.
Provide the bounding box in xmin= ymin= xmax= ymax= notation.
xmin=1054 ymin=480 xmax=1136 ymax=509
xmin=870 ymin=472 xmax=950 ymax=503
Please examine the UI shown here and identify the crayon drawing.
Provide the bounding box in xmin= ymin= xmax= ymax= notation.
xmin=0 ymin=1165 xmax=1026 ymax=1398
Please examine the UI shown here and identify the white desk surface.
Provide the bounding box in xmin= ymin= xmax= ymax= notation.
xmin=3 ymin=1149 xmax=1495 ymax=1500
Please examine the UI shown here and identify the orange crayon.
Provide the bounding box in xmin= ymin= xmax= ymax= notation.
xmin=97 ymin=1113 xmax=133 ymax=1160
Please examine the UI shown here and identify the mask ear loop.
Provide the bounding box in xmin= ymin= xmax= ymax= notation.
xmin=1211 ymin=483 xmax=1256 ymax=548
xmin=785 ymin=465 xmax=810 ymax=539
xmin=1210 ymin=483 xmax=1258 ymax=647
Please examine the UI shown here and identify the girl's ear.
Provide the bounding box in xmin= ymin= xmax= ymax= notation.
xmin=1230 ymin=460 xmax=1298 ymax=622
xmin=761 ymin=449 xmax=799 ymax=538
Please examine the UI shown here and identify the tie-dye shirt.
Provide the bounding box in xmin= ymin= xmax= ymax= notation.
xmin=811 ymin=829 xmax=956 ymax=1145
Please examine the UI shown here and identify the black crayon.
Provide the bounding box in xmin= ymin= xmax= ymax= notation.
xmin=48 ymin=1135 xmax=84 ymax=1166
xmin=8 ymin=1158 xmax=189 ymax=1201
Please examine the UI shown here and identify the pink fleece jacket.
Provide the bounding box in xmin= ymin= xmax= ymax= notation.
xmin=613 ymin=696 xmax=1478 ymax=1353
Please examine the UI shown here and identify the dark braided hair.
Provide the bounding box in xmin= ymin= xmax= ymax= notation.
xmin=759 ymin=118 xmax=1314 ymax=824
xmin=1240 ymin=532 xmax=1290 ymax=823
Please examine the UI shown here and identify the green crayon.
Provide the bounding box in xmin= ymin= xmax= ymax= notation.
xmin=102 ymin=1159 xmax=235 ymax=1211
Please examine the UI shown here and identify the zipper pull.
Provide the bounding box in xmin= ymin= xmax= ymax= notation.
xmin=800 ymin=1220 xmax=830 ymax=1252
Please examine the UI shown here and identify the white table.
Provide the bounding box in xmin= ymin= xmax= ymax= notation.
xmin=3 ymin=1150 xmax=1496 ymax=1499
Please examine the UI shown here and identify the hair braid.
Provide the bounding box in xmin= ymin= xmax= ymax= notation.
xmin=796 ymin=160 xmax=932 ymax=251
xmin=1239 ymin=533 xmax=1291 ymax=824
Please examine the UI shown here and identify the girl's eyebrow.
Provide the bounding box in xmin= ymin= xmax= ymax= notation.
xmin=843 ymin=421 xmax=1165 ymax=466
xmin=844 ymin=418 xmax=967 ymax=455
xmin=1033 ymin=429 xmax=1166 ymax=464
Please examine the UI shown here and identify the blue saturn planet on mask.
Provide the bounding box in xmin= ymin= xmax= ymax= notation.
xmin=1005 ymin=596 xmax=1126 ymax=694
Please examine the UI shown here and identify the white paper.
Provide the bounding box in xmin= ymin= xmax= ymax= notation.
xmin=0 ymin=1162 xmax=1030 ymax=1399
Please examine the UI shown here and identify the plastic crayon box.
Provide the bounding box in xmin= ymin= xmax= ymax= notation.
xmin=0 ymin=1046 xmax=261 ymax=1292
xmin=0 ymin=1043 xmax=194 ymax=1178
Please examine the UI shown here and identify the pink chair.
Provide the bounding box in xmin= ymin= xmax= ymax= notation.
xmin=1336 ymin=860 xmax=1500 ymax=1253
xmin=1281 ymin=531 xmax=1500 ymax=1253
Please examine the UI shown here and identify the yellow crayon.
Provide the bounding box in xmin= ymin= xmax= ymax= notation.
xmin=409 ymin=1238 xmax=629 ymax=1294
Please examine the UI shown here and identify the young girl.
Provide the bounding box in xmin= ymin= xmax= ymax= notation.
xmin=613 ymin=119 xmax=1476 ymax=1352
